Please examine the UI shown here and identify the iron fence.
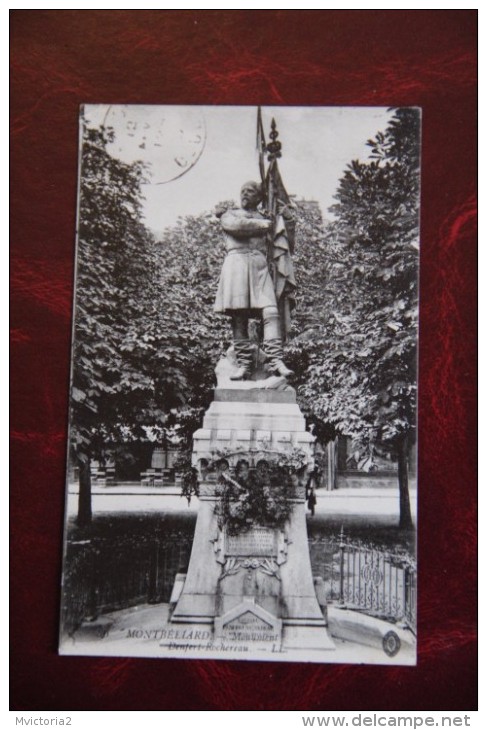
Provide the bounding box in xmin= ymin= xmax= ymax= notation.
xmin=61 ymin=528 xmax=416 ymax=637
xmin=310 ymin=529 xmax=417 ymax=633
xmin=60 ymin=533 xmax=193 ymax=638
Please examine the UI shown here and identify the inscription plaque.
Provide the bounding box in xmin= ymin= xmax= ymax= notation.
xmin=226 ymin=527 xmax=277 ymax=557
xmin=214 ymin=602 xmax=283 ymax=645
xmin=225 ymin=612 xmax=271 ymax=631
xmin=222 ymin=611 xmax=279 ymax=643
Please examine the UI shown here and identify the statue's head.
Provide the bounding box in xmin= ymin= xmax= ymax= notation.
xmin=240 ymin=181 xmax=263 ymax=210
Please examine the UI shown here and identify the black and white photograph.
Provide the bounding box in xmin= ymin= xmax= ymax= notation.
xmin=59 ymin=104 xmax=419 ymax=665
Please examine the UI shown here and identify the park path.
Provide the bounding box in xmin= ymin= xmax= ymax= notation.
xmin=66 ymin=484 xmax=417 ymax=525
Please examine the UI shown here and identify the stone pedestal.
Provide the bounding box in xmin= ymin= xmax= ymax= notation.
xmin=170 ymin=367 xmax=335 ymax=653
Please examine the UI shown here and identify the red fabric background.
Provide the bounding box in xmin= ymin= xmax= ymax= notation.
xmin=10 ymin=10 xmax=477 ymax=711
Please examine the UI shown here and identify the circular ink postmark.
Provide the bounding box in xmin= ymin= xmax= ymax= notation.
xmin=102 ymin=105 xmax=206 ymax=184
xmin=382 ymin=630 xmax=401 ymax=657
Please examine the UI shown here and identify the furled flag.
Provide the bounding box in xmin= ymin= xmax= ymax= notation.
xmin=256 ymin=109 xmax=296 ymax=341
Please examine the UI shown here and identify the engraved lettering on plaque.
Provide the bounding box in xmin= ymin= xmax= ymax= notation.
xmin=222 ymin=611 xmax=279 ymax=643
xmin=225 ymin=527 xmax=277 ymax=557
xmin=225 ymin=612 xmax=271 ymax=630
xmin=214 ymin=599 xmax=283 ymax=643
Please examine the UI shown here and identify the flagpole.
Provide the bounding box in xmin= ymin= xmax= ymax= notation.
xmin=256 ymin=109 xmax=296 ymax=343
xmin=256 ymin=106 xmax=267 ymax=209
xmin=265 ymin=117 xmax=282 ymax=287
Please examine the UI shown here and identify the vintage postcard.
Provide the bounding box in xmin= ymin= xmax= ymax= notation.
xmin=59 ymin=104 xmax=419 ymax=664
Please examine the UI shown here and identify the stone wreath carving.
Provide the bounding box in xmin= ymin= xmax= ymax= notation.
xmin=218 ymin=557 xmax=281 ymax=582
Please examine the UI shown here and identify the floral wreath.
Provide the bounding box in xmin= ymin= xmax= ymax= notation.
xmin=177 ymin=447 xmax=310 ymax=534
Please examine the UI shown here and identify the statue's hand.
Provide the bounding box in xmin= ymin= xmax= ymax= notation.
xmin=214 ymin=203 xmax=228 ymax=219
xmin=278 ymin=202 xmax=296 ymax=222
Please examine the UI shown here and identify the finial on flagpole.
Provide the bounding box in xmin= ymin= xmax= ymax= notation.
xmin=266 ymin=118 xmax=282 ymax=161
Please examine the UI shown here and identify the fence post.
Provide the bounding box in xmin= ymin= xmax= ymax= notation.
xmin=407 ymin=566 xmax=417 ymax=634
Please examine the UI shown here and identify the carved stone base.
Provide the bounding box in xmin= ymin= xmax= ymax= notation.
xmin=170 ymin=485 xmax=334 ymax=651
xmin=170 ymin=385 xmax=335 ymax=652
xmin=192 ymin=385 xmax=315 ymax=478
xmin=170 ymin=499 xmax=221 ymax=624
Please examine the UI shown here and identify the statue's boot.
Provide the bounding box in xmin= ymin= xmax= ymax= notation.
xmin=263 ymin=338 xmax=294 ymax=378
xmin=230 ymin=339 xmax=254 ymax=380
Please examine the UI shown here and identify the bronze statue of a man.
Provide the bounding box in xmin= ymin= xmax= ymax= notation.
xmin=214 ymin=181 xmax=293 ymax=380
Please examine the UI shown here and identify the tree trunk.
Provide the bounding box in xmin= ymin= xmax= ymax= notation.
xmin=398 ymin=434 xmax=413 ymax=529
xmin=327 ymin=439 xmax=337 ymax=491
xmin=77 ymin=458 xmax=92 ymax=527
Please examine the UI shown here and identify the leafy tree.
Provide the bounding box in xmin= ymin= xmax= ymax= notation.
xmin=71 ymin=124 xmax=165 ymax=525
xmin=285 ymin=201 xmax=338 ymax=447
xmin=71 ymin=136 xmax=237 ymax=526
xmin=295 ymin=109 xmax=420 ymax=528
xmin=152 ymin=206 xmax=235 ymax=447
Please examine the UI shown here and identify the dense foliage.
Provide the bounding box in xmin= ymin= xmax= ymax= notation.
xmin=293 ymin=109 xmax=420 ymax=526
xmin=71 ymin=125 xmax=167 ymax=522
xmin=299 ymin=110 xmax=419 ymax=449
